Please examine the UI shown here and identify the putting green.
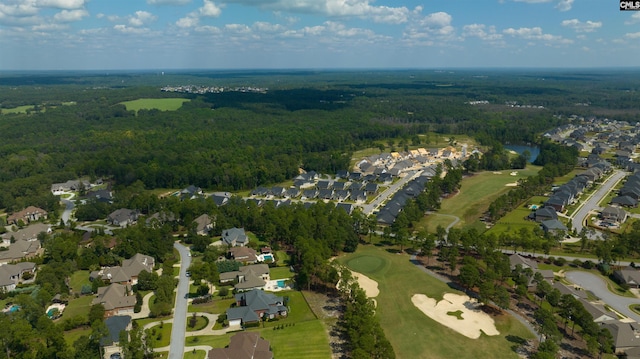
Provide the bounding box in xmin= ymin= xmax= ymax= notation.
xmin=346 ymin=255 xmax=387 ymax=274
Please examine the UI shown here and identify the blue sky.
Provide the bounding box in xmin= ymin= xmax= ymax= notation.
xmin=1 ymin=0 xmax=639 ymax=70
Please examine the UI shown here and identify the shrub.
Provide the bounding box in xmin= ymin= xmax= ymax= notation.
xmin=218 ymin=287 xmax=229 ymax=297
xmin=553 ymin=257 xmax=567 ymax=267
xmin=582 ymin=260 xmax=595 ymax=269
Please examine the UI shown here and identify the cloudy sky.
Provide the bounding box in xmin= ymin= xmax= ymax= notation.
xmin=1 ymin=0 xmax=639 ymax=70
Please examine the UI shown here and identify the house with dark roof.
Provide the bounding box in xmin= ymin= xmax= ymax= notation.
xmin=226 ymin=289 xmax=287 ymax=327
xmin=316 ymin=180 xmax=333 ymax=190
xmin=101 ymin=315 xmax=131 ymax=348
xmin=336 ymin=203 xmax=355 ymax=215
xmin=350 ymin=190 xmax=367 ymax=203
xmin=614 ymin=268 xmax=640 ymax=289
xmin=222 ymin=228 xmax=249 ymax=247
xmin=92 ymin=283 xmax=136 ymax=317
xmin=541 ymin=219 xmax=568 ymax=234
xmin=601 ymin=321 xmax=640 ymax=355
xmin=528 ymin=207 xmax=558 ymax=223
xmin=181 ymin=185 xmax=203 ymax=199
xmin=365 ymin=183 xmax=379 ymax=194
xmin=107 ymin=209 xmax=138 ymax=228
xmin=544 ymin=196 xmax=568 ymax=213
xmin=301 ymin=189 xmax=318 ymax=200
xmin=336 ymin=170 xmax=349 ymax=179
xmin=251 ymin=187 xmax=270 ymax=197
xmin=318 ymin=189 xmax=334 ymax=200
xmin=145 ymin=211 xmax=176 ymax=228
xmin=270 ymin=187 xmax=286 ymax=198
xmin=208 ymin=332 xmax=273 ymax=359
xmin=332 ymin=181 xmax=350 ymax=191
xmin=284 ymin=188 xmax=301 ymax=198
xmin=333 ymin=190 xmax=350 ymax=202
xmin=210 ymin=192 xmax=231 ymax=206
xmin=612 ymin=195 xmax=638 ymax=208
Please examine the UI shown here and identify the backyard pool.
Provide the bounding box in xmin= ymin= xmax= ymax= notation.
xmin=277 ymin=280 xmax=286 ymax=288
xmin=263 ymin=254 xmax=274 ymax=261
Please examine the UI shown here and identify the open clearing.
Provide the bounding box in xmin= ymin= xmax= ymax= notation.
xmin=337 ymin=246 xmax=534 ymax=359
xmin=120 ymin=98 xmax=190 ymax=113
xmin=411 ymin=293 xmax=500 ymax=339
xmin=1 ymin=105 xmax=35 ymax=114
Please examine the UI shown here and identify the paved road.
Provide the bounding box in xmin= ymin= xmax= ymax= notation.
xmin=60 ymin=195 xmax=75 ymax=225
xmin=499 ymin=249 xmax=634 ymax=267
xmin=361 ymin=170 xmax=422 ymax=215
xmin=168 ymin=242 xmax=191 ymax=359
xmin=571 ymin=170 xmax=626 ymax=237
xmin=564 ymin=271 xmax=640 ymax=323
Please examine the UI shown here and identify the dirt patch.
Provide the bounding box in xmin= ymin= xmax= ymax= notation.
xmin=411 ymin=293 xmax=500 ymax=339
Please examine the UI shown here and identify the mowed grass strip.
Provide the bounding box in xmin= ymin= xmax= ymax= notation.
xmin=433 ymin=166 xmax=541 ymax=228
xmin=1 ymin=105 xmax=35 ymax=114
xmin=120 ymin=98 xmax=190 ymax=113
xmin=337 ymin=246 xmax=535 ymax=359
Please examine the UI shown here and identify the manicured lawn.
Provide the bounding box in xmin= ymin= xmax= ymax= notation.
xmin=486 ymin=204 xmax=539 ymax=236
xmin=63 ymin=326 xmax=91 ymax=347
xmin=274 ymin=250 xmax=291 ymax=266
xmin=183 ymin=350 xmax=206 ymax=359
xmin=68 ymin=270 xmax=90 ymax=294
xmin=147 ymin=323 xmax=172 ymax=348
xmin=269 ymin=266 xmax=294 ymax=280
xmin=189 ymin=297 xmax=235 ymax=314
xmin=120 ymin=98 xmax=190 ymax=113
xmin=420 ymin=166 xmax=541 ymax=230
xmin=336 ymin=245 xmax=535 ymax=359
xmin=62 ymin=295 xmax=93 ymax=321
xmin=186 ymin=314 xmax=209 ymax=331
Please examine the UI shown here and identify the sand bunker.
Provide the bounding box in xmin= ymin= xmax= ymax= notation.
xmin=411 ymin=293 xmax=500 ymax=339
xmin=337 ymin=270 xmax=379 ymax=298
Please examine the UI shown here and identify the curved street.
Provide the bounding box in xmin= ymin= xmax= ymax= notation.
xmin=564 ymin=271 xmax=640 ymax=323
xmin=570 ymin=170 xmax=626 ymax=237
xmin=168 ymin=242 xmax=192 ymax=359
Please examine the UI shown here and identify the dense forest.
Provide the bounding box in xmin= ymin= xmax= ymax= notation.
xmin=2 ymin=69 xmax=640 ymax=213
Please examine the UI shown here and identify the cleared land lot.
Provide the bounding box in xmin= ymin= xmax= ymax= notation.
xmin=337 ymin=246 xmax=534 ymax=359
xmin=120 ymin=98 xmax=190 ymax=113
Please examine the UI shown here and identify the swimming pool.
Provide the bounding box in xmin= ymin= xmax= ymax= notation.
xmin=8 ymin=305 xmax=20 ymax=313
xmin=276 ymin=280 xmax=286 ymax=288
xmin=263 ymin=254 xmax=274 ymax=261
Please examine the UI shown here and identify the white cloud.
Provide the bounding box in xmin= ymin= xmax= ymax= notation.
xmin=32 ymin=22 xmax=68 ymax=31
xmin=404 ymin=11 xmax=456 ymax=43
xmin=128 ymin=11 xmax=156 ymax=27
xmin=225 ymin=23 xmax=251 ymax=34
xmin=504 ymin=26 xmax=573 ymax=44
xmin=625 ymin=13 xmax=640 ymax=25
xmin=625 ymin=32 xmax=640 ymax=39
xmin=561 ymin=19 xmax=602 ymax=33
xmin=462 ymin=24 xmax=503 ymax=42
xmin=53 ymin=9 xmax=88 ymax=22
xmin=36 ymin=0 xmax=86 ymax=9
xmin=511 ymin=0 xmax=573 ymax=11
xmin=0 ymin=1 xmax=39 ymax=17
xmin=253 ymin=21 xmax=285 ymax=33
xmin=176 ymin=0 xmax=221 ymax=28
xmin=114 ymin=24 xmax=149 ymax=34
xmin=223 ymin=0 xmax=411 ymax=24
xmin=147 ymin=0 xmax=191 ymax=4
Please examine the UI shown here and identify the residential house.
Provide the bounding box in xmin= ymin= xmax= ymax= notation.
xmin=251 ymin=187 xmax=270 ymax=197
xmin=210 ymin=192 xmax=232 ymax=206
xmin=181 ymin=185 xmax=203 ymax=199
xmin=336 ymin=203 xmax=355 ymax=215
xmin=0 ymin=262 xmax=36 ymax=292
xmin=580 ymin=299 xmax=618 ymax=323
xmin=92 ymin=283 xmax=136 ymax=317
xmin=0 ymin=239 xmax=43 ymax=265
xmin=222 ymin=228 xmax=249 ymax=247
xmin=350 ymin=190 xmax=367 ymax=203
xmin=219 ymin=264 xmax=269 ymax=292
xmin=193 ymin=214 xmax=214 ymax=236
xmin=1 ymin=223 xmax=51 ymax=243
xmin=107 ymin=209 xmax=138 ymax=228
xmin=90 ymin=253 xmax=155 ymax=286
xmin=528 ymin=207 xmax=558 ymax=223
xmin=318 ymin=189 xmax=334 ymax=200
xmin=145 ymin=211 xmax=176 ymax=228
xmin=614 ymin=268 xmax=640 ymax=289
xmin=7 ymin=206 xmax=48 ymax=225
xmin=85 ymin=189 xmax=114 ymax=204
xmin=226 ymin=289 xmax=287 ymax=327
xmin=317 ymin=180 xmax=333 ymax=190
xmin=336 ymin=170 xmax=349 ymax=179
xmin=508 ymin=253 xmax=554 ymax=285
xmin=601 ymin=321 xmax=640 ymax=355
xmin=207 ymin=332 xmax=273 ymax=359
xmin=365 ymin=183 xmax=379 ymax=195
xmin=541 ymin=219 xmax=568 ymax=235
xmin=332 ymin=181 xmax=350 ymax=191
xmin=229 ymin=247 xmax=258 ymax=264
xmin=601 ymin=206 xmax=627 ymax=226
xmin=333 ymin=190 xmax=350 ymax=202
xmin=301 ymin=189 xmax=318 ymax=200
xmin=51 ymin=179 xmax=90 ymax=195
xmin=611 ymin=195 xmax=638 ymax=208
xmin=284 ymin=188 xmax=300 ymax=198
xmin=270 ymin=187 xmax=286 ymax=198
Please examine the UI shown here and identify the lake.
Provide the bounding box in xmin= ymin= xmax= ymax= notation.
xmin=505 ymin=144 xmax=540 ymax=163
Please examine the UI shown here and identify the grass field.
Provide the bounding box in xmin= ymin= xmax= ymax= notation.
xmin=1 ymin=105 xmax=35 ymax=114
xmin=120 ymin=98 xmax=190 ymax=113
xmin=63 ymin=327 xmax=91 ymax=347
xmin=486 ymin=203 xmax=539 ymax=236
xmin=62 ymin=295 xmax=93 ymax=321
xmin=147 ymin=323 xmax=172 ymax=348
xmin=269 ymin=266 xmax=294 ymax=280
xmin=336 ymin=245 xmax=535 ymax=359
xmin=68 ymin=270 xmax=90 ymax=294
xmin=183 ymin=350 xmax=206 ymax=359
xmin=418 ymin=166 xmax=542 ymax=231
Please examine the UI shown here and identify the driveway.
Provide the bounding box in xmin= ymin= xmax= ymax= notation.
xmin=564 ymin=271 xmax=640 ymax=323
xmin=168 ymin=242 xmax=192 ymax=359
